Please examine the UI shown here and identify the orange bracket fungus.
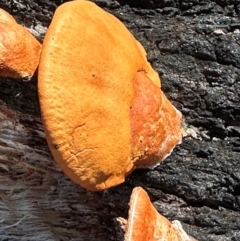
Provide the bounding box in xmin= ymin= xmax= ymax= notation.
xmin=38 ymin=0 xmax=183 ymax=191
xmin=0 ymin=9 xmax=41 ymax=79
xmin=119 ymin=187 xmax=197 ymax=241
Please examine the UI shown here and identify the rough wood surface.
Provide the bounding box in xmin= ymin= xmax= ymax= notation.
xmin=0 ymin=1 xmax=240 ymax=240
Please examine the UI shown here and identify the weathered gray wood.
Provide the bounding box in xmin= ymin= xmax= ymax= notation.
xmin=0 ymin=101 xmax=115 ymax=240
xmin=0 ymin=1 xmax=240 ymax=240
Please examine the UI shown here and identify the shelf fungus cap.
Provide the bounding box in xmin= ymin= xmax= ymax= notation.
xmin=0 ymin=9 xmax=41 ymax=79
xmin=122 ymin=187 xmax=197 ymax=241
xmin=38 ymin=0 xmax=183 ymax=191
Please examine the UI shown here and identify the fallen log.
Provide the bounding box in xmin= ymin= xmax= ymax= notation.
xmin=0 ymin=1 xmax=240 ymax=240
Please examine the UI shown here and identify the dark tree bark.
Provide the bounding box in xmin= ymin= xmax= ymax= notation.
xmin=0 ymin=1 xmax=240 ymax=240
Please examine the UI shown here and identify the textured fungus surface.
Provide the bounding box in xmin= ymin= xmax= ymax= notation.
xmin=38 ymin=0 xmax=182 ymax=191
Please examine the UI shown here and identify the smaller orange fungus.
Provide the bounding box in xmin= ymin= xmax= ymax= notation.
xmin=0 ymin=9 xmax=41 ymax=79
xmin=122 ymin=187 xmax=197 ymax=241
